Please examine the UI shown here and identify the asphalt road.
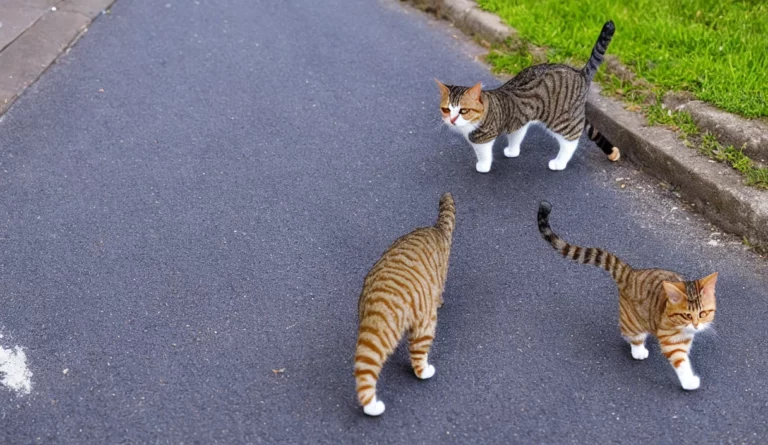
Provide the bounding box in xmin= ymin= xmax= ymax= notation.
xmin=1 ymin=0 xmax=767 ymax=443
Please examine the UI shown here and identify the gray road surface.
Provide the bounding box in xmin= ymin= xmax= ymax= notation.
xmin=1 ymin=0 xmax=766 ymax=443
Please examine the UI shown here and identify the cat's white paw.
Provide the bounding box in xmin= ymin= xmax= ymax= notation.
xmin=548 ymin=158 xmax=568 ymax=171
xmin=631 ymin=344 xmax=649 ymax=360
xmin=417 ymin=364 xmax=435 ymax=380
xmin=680 ymin=374 xmax=700 ymax=391
xmin=363 ymin=398 xmax=386 ymax=416
xmin=475 ymin=161 xmax=492 ymax=173
xmin=503 ymin=145 xmax=520 ymax=158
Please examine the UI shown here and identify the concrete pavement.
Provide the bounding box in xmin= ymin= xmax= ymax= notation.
xmin=0 ymin=0 xmax=114 ymax=115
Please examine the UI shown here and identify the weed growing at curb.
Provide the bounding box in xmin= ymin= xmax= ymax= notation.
xmin=646 ymin=104 xmax=698 ymax=137
xmin=644 ymin=101 xmax=768 ymax=190
xmin=698 ymin=134 xmax=768 ymax=189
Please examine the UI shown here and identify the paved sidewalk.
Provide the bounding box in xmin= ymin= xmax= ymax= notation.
xmin=0 ymin=0 xmax=114 ymax=115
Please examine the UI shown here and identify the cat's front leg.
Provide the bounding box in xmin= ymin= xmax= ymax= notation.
xmin=672 ymin=359 xmax=700 ymax=390
xmin=470 ymin=140 xmax=494 ymax=173
xmin=659 ymin=333 xmax=699 ymax=390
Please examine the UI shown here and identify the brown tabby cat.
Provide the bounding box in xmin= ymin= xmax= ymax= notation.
xmin=537 ymin=201 xmax=718 ymax=390
xmin=354 ymin=193 xmax=456 ymax=416
xmin=436 ymin=20 xmax=620 ymax=173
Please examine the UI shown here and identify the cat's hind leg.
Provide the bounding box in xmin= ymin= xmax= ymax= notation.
xmin=548 ymin=134 xmax=580 ymax=171
xmin=504 ymin=122 xmax=532 ymax=158
xmin=620 ymin=303 xmax=649 ymax=360
xmin=470 ymin=140 xmax=494 ymax=173
xmin=354 ymin=345 xmax=387 ymax=415
xmin=408 ymin=316 xmax=437 ymax=380
xmin=355 ymin=319 xmax=400 ymax=416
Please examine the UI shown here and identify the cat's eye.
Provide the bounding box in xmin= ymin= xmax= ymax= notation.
xmin=699 ymin=310 xmax=710 ymax=318
xmin=440 ymin=107 xmax=450 ymax=114
xmin=459 ymin=108 xmax=469 ymax=115
xmin=684 ymin=314 xmax=693 ymax=320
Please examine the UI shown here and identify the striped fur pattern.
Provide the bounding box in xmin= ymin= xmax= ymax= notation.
xmin=354 ymin=193 xmax=456 ymax=416
xmin=537 ymin=201 xmax=718 ymax=390
xmin=437 ymin=21 xmax=616 ymax=172
xmin=586 ymin=123 xmax=620 ymax=161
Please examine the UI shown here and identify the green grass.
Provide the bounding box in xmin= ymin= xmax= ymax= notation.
xmin=698 ymin=133 xmax=768 ymax=188
xmin=646 ymin=104 xmax=699 ymax=137
xmin=645 ymin=105 xmax=768 ymax=189
xmin=477 ymin=0 xmax=768 ymax=118
xmin=641 ymin=98 xmax=768 ymax=188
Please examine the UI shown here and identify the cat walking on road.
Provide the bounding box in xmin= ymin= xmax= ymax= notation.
xmin=437 ymin=21 xmax=619 ymax=173
xmin=354 ymin=193 xmax=456 ymax=416
xmin=537 ymin=201 xmax=718 ymax=390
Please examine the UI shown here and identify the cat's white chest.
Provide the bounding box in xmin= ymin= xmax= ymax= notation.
xmin=454 ymin=124 xmax=476 ymax=140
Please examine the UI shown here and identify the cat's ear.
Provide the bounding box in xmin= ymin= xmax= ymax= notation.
xmin=698 ymin=272 xmax=718 ymax=303
xmin=434 ymin=79 xmax=450 ymax=97
xmin=466 ymin=82 xmax=483 ymax=102
xmin=662 ymin=281 xmax=687 ymax=304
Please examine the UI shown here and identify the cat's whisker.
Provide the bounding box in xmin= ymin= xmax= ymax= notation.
xmin=698 ymin=324 xmax=721 ymax=341
xmin=429 ymin=120 xmax=445 ymax=133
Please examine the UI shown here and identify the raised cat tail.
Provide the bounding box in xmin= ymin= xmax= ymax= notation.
xmin=537 ymin=201 xmax=631 ymax=285
xmin=582 ymin=20 xmax=615 ymax=82
xmin=435 ymin=192 xmax=456 ymax=235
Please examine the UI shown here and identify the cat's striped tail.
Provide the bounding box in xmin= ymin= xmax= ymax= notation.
xmin=435 ymin=192 xmax=456 ymax=235
xmin=582 ymin=20 xmax=615 ymax=82
xmin=537 ymin=201 xmax=632 ymax=286
xmin=586 ymin=123 xmax=620 ymax=161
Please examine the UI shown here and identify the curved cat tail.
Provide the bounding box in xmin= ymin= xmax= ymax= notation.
xmin=537 ymin=201 xmax=632 ymax=285
xmin=436 ymin=192 xmax=456 ymax=235
xmin=582 ymin=20 xmax=615 ymax=82
xmin=586 ymin=123 xmax=620 ymax=161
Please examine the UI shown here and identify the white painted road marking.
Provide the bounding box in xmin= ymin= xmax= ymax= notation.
xmin=0 ymin=345 xmax=32 ymax=395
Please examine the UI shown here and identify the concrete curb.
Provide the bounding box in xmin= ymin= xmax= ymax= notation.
xmin=663 ymin=93 xmax=768 ymax=164
xmin=0 ymin=0 xmax=115 ymax=116
xmin=407 ymin=0 xmax=514 ymax=45
xmin=402 ymin=0 xmax=768 ymax=252
xmin=587 ymin=87 xmax=768 ymax=250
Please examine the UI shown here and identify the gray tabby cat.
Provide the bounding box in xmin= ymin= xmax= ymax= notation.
xmin=437 ymin=20 xmax=618 ymax=172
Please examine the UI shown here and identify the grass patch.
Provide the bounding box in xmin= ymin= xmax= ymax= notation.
xmin=485 ymin=48 xmax=536 ymax=75
xmin=477 ymin=0 xmax=768 ymax=118
xmin=641 ymin=104 xmax=768 ymax=189
xmin=646 ymin=104 xmax=699 ymax=137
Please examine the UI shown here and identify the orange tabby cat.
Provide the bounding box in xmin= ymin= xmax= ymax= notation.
xmin=537 ymin=201 xmax=718 ymax=390
xmin=354 ymin=193 xmax=455 ymax=416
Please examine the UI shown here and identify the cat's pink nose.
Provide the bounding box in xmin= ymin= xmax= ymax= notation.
xmin=450 ymin=115 xmax=458 ymax=124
